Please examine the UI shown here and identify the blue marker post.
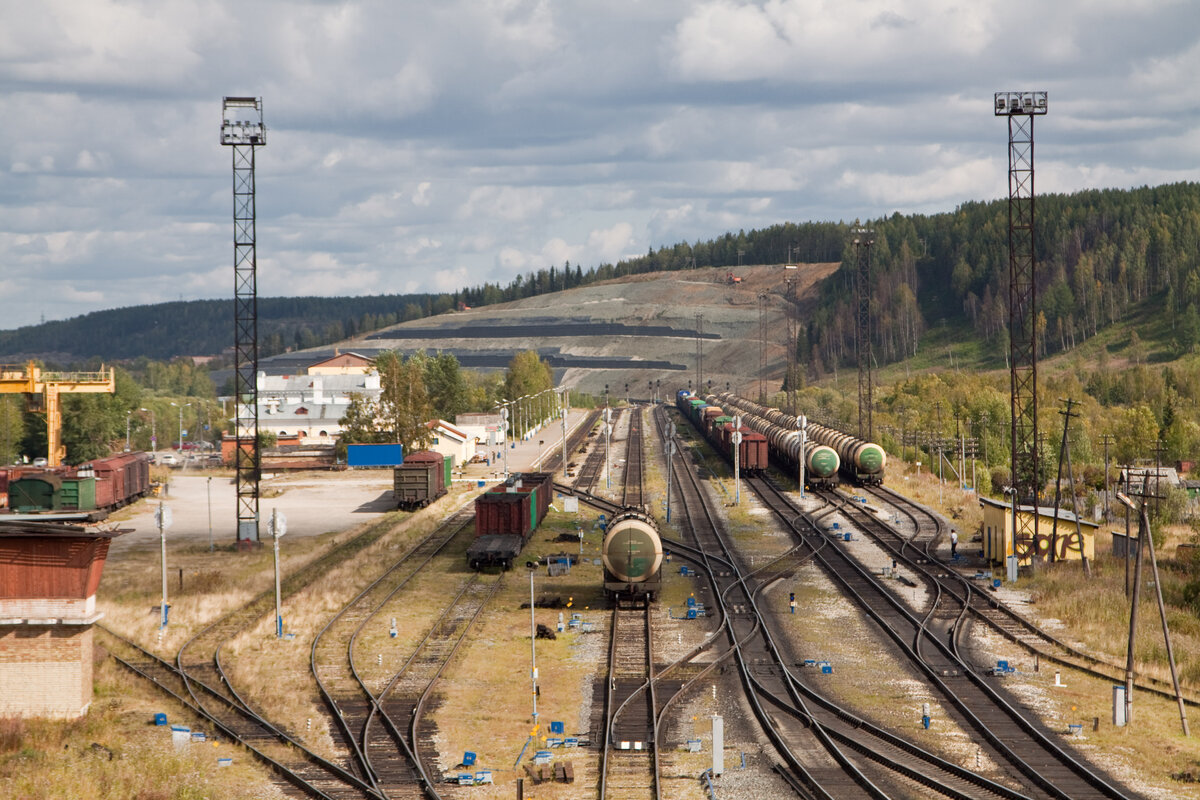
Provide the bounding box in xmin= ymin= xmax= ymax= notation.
xmin=789 ymin=592 xmax=796 ymax=614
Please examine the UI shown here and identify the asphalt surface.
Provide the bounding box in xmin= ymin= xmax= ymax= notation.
xmin=107 ymin=409 xmax=594 ymax=553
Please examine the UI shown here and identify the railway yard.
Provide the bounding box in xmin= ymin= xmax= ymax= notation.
xmin=16 ymin=396 xmax=1199 ymax=799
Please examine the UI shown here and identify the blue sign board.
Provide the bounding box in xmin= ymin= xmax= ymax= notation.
xmin=347 ymin=443 xmax=404 ymax=467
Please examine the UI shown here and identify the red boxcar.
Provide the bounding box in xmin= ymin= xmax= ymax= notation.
xmin=393 ymin=450 xmax=447 ymax=510
xmin=86 ymin=452 xmax=152 ymax=509
xmin=719 ymin=424 xmax=768 ymax=475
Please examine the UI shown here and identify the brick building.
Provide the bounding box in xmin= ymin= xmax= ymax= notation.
xmin=0 ymin=522 xmax=125 ymax=717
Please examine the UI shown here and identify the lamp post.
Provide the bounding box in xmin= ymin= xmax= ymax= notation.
xmin=171 ymin=402 xmax=192 ymax=453
xmin=140 ymin=407 xmax=156 ymax=455
xmin=125 ymin=411 xmax=133 ymax=452
xmin=560 ymin=388 xmax=568 ymax=474
xmin=500 ymin=404 xmax=510 ymax=480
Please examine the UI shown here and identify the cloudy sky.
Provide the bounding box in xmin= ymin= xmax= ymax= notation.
xmin=1 ymin=0 xmax=1197 ymax=328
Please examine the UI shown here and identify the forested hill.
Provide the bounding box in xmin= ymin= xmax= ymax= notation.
xmin=4 ymin=182 xmax=1198 ymax=368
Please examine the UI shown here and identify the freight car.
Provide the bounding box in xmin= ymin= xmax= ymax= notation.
xmin=716 ymin=392 xmax=885 ymax=486
xmin=393 ymin=450 xmax=452 ymax=510
xmin=467 ymin=471 xmax=554 ymax=569
xmin=704 ymin=393 xmax=840 ymax=489
xmin=674 ymin=392 xmax=770 ymax=476
xmin=602 ymin=508 xmax=663 ymax=600
xmin=6 ymin=451 xmax=152 ymax=519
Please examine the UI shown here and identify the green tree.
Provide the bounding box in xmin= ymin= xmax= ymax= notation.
xmin=376 ymin=351 xmax=433 ymax=452
xmin=0 ymin=397 xmax=25 ymax=464
xmin=503 ymin=350 xmax=553 ymax=400
xmin=425 ymin=352 xmax=469 ymax=421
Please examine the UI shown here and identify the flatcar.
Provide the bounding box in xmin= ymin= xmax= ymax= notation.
xmin=602 ymin=508 xmax=663 ymax=600
xmin=467 ymin=471 xmax=554 ymax=569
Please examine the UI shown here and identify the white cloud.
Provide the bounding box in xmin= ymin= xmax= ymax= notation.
xmin=0 ymin=0 xmax=1197 ymax=329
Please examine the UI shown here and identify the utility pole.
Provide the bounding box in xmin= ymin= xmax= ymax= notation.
xmin=1101 ymin=433 xmax=1114 ymax=523
xmin=1051 ymin=398 xmax=1089 ymax=575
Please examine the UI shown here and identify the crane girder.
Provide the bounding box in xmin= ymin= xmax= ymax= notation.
xmin=0 ymin=362 xmax=116 ymax=466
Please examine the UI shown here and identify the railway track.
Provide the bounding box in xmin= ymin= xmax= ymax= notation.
xmin=99 ymin=627 xmax=380 ymax=800
xmin=311 ymin=507 xmax=476 ymax=798
xmin=661 ymin=404 xmax=1065 ymax=798
xmin=622 ymin=405 xmax=645 ymax=509
xmin=602 ymin=597 xmax=660 ymax=800
xmin=361 ymin=573 xmax=503 ymax=798
xmin=104 ymin=508 xmax=471 ymax=799
xmin=860 ymin=484 xmax=1200 ymax=710
xmin=752 ymin=477 xmax=1138 ymax=799
xmin=575 ymin=407 xmax=621 ymax=496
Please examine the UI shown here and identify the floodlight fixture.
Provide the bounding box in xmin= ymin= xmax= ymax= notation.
xmin=994 ymin=91 xmax=1047 ymax=116
xmin=221 ymin=97 xmax=266 ymax=146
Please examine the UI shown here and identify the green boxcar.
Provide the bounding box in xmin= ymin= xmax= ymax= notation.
xmin=58 ymin=477 xmax=97 ymax=511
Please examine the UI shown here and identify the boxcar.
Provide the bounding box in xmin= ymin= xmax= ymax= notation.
xmin=393 ymin=450 xmax=450 ymax=510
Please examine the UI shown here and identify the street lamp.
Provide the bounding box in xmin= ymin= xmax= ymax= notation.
xmin=171 ymin=402 xmax=192 ymax=453
xmin=140 ymin=408 xmax=156 ymax=454
xmin=125 ymin=410 xmax=133 ymax=451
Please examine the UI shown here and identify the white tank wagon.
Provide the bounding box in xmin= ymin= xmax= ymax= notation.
xmin=602 ymin=509 xmax=664 ymax=600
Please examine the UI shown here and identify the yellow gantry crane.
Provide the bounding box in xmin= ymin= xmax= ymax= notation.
xmin=0 ymin=362 xmax=116 ymax=466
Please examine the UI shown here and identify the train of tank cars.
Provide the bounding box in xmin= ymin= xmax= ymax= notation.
xmin=404 ymin=389 xmax=885 ymax=604
xmin=676 ymin=390 xmax=886 ymax=487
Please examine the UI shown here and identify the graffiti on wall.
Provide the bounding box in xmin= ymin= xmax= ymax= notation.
xmin=1014 ymin=527 xmax=1086 ymax=562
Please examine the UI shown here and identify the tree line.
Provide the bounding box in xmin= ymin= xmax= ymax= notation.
xmin=336 ymin=350 xmax=556 ymax=456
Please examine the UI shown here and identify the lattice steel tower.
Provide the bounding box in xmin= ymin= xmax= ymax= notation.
xmin=996 ymin=90 xmax=1047 ymax=555
xmin=221 ymin=97 xmax=266 ymax=543
xmin=784 ymin=277 xmax=798 ymax=417
xmin=852 ymin=227 xmax=874 ymax=440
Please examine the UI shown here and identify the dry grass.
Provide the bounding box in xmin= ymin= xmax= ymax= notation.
xmin=220 ymin=492 xmax=481 ymax=759
xmin=423 ymin=504 xmax=615 ymax=798
xmin=0 ymin=653 xmax=285 ymax=799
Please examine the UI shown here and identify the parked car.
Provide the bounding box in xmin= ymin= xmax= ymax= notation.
xmin=159 ymin=453 xmax=178 ymax=466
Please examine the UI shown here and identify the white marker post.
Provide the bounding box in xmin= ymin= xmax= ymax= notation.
xmin=269 ymin=509 xmax=287 ymax=637
xmin=798 ymin=415 xmax=808 ymax=498
xmin=732 ymin=415 xmax=742 ymax=505
xmin=156 ymin=503 xmax=172 ymax=629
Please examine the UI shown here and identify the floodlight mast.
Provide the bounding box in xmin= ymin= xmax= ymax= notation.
xmin=221 ymin=97 xmax=266 ymax=544
xmin=996 ymin=90 xmax=1047 ymax=564
xmin=852 ymin=227 xmax=874 ymax=441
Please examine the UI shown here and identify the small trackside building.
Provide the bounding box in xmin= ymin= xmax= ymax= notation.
xmin=979 ymin=496 xmax=1098 ymax=567
xmin=0 ymin=521 xmax=126 ymax=718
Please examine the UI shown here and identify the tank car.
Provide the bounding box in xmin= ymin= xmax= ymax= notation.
xmin=602 ymin=508 xmax=663 ymax=600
